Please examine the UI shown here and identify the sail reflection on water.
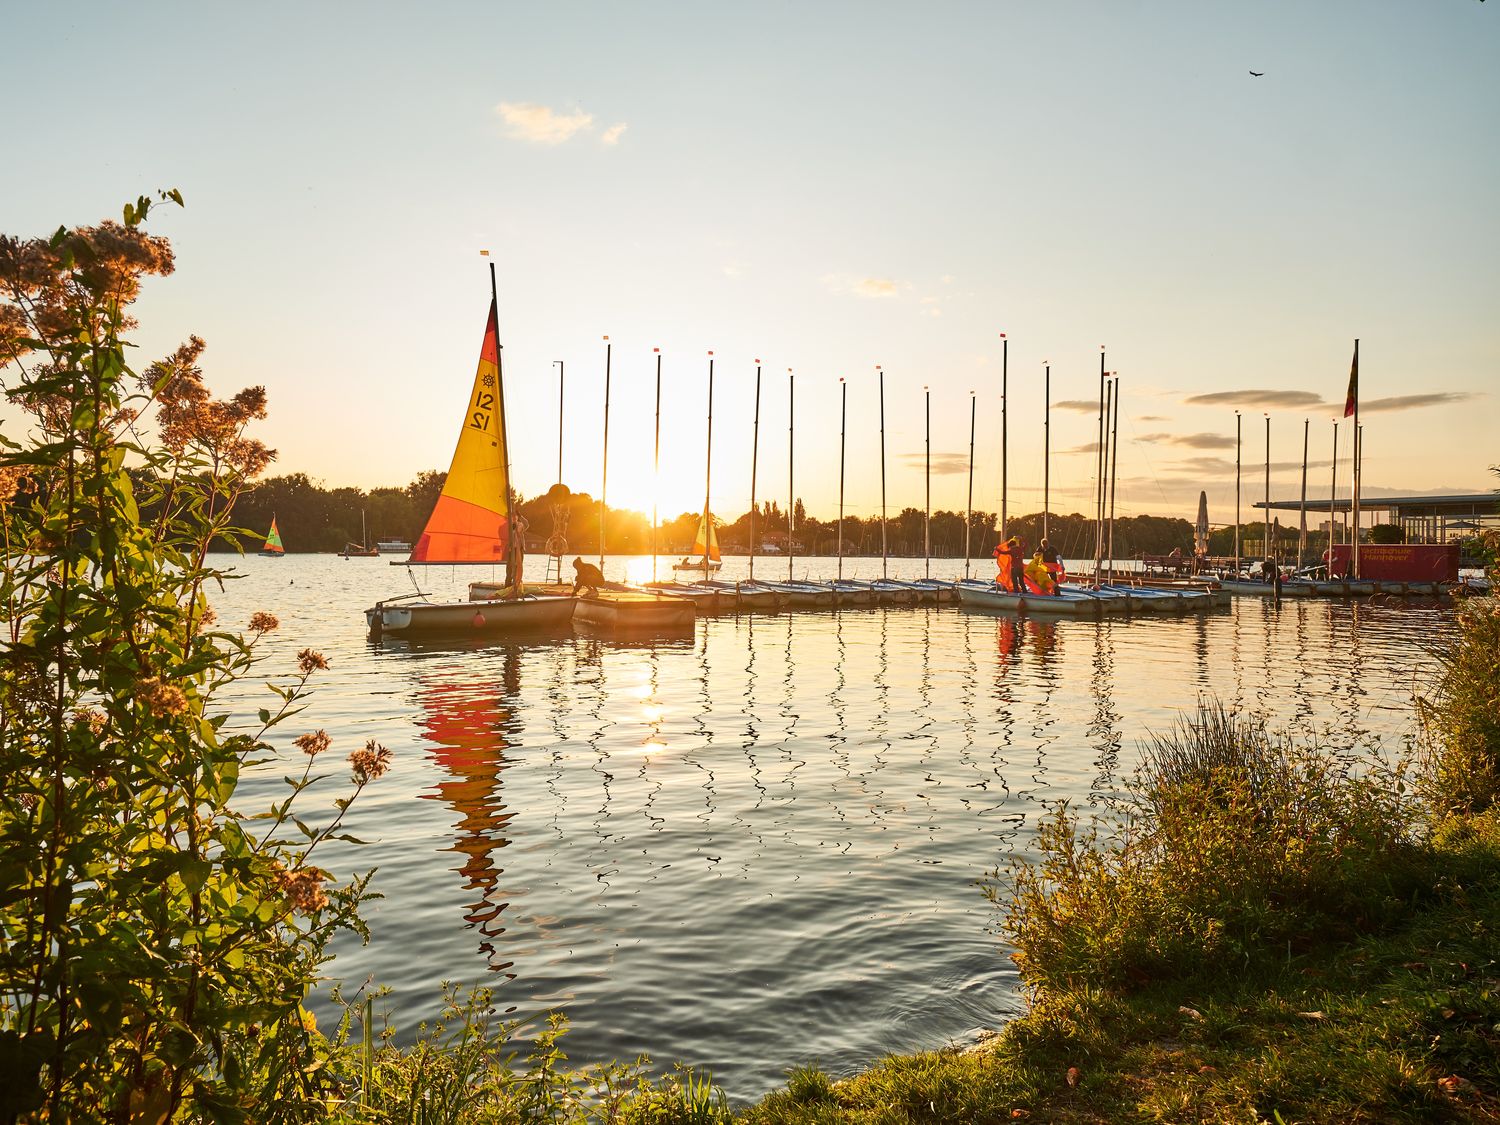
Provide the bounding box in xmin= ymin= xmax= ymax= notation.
xmin=415 ymin=648 xmax=523 ymax=973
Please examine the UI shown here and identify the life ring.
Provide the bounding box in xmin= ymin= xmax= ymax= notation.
xmin=545 ymin=535 xmax=567 ymax=557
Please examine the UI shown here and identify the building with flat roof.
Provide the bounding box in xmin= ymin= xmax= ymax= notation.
xmin=1253 ymin=492 xmax=1498 ymax=543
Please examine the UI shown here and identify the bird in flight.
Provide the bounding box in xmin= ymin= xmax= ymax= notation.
xmin=1249 ymin=70 xmax=1264 ymax=77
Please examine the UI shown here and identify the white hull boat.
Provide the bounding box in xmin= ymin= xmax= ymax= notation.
xmin=957 ymin=584 xmax=1105 ymax=617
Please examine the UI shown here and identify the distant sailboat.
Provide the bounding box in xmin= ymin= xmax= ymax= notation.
xmin=260 ymin=516 xmax=285 ymax=557
xmin=674 ymin=511 xmax=723 ymax=572
xmin=342 ymin=509 xmax=379 ymax=557
xmin=364 ymin=264 xmax=575 ymax=638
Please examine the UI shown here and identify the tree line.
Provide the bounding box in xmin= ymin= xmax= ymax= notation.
xmin=219 ymin=471 xmax=1209 ymax=559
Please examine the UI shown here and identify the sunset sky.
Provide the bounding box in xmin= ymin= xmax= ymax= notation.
xmin=5 ymin=1 xmax=1496 ymax=527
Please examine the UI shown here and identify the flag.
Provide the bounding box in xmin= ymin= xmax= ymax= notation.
xmin=1343 ymin=340 xmax=1358 ymax=418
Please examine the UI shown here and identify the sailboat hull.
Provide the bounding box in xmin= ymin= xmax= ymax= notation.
xmin=573 ymin=590 xmax=695 ymax=632
xmin=957 ymin=584 xmax=1104 ymax=617
xmin=367 ymin=595 xmax=576 ymax=638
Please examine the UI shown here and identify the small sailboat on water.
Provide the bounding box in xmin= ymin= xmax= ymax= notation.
xmin=365 ymin=265 xmax=575 ymax=638
xmin=342 ymin=509 xmax=379 ymax=557
xmin=260 ymin=516 xmax=285 ymax=558
xmin=673 ymin=511 xmax=723 ymax=572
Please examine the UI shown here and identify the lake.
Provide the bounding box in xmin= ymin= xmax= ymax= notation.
xmin=213 ymin=552 xmax=1450 ymax=1099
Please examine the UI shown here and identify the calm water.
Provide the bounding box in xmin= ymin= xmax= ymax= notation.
xmin=214 ymin=553 xmax=1451 ymax=1098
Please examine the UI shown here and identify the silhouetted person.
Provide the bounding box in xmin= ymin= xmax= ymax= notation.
xmin=571 ymin=557 xmax=605 ymax=596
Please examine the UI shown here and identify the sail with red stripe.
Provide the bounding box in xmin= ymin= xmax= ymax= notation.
xmin=691 ymin=511 xmax=721 ymax=562
xmin=408 ymin=299 xmax=510 ymax=564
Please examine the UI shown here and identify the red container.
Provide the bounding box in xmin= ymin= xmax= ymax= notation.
xmin=1327 ymin=543 xmax=1458 ymax=582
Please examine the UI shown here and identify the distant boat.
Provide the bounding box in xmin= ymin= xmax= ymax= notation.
xmin=260 ymin=516 xmax=285 ymax=557
xmin=343 ymin=509 xmax=380 ymax=557
xmin=375 ymin=537 xmax=413 ymax=555
xmin=674 ymin=510 xmax=723 ymax=573
xmin=364 ymin=266 xmax=574 ymax=638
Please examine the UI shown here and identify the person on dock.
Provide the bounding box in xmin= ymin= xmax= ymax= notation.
xmin=1039 ymin=538 xmax=1066 ymax=585
xmin=1025 ymin=551 xmax=1058 ymax=595
xmin=1264 ymin=556 xmax=1282 ymax=596
xmin=571 ymin=556 xmax=605 ymax=597
xmin=993 ymin=536 xmax=1025 ymax=593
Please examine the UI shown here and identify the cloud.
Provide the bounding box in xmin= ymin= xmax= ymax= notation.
xmin=600 ymin=122 xmax=628 ymax=146
xmin=1360 ymin=391 xmax=1478 ymax=413
xmin=1054 ymin=399 xmax=1101 ymax=413
xmin=1137 ymin=432 xmax=1238 ymax=450
xmin=898 ymin=452 xmax=970 ymax=475
xmin=855 ymin=277 xmax=898 ymax=298
xmin=495 ymin=101 xmax=596 ymax=144
xmin=1136 ymin=414 xmax=1170 ymax=422
xmin=1182 ymin=389 xmax=1328 ymax=410
xmin=1061 ymin=441 xmax=1104 ymax=455
xmin=721 ymin=262 xmax=743 ymax=278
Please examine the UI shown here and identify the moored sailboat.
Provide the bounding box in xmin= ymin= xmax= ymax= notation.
xmin=365 ymin=265 xmax=575 ymax=638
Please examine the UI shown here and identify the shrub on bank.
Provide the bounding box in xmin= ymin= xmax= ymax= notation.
xmin=1419 ymin=593 xmax=1500 ymax=818
xmin=996 ymin=706 xmax=1425 ymax=995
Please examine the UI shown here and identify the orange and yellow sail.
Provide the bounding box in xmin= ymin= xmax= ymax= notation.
xmin=691 ymin=511 xmax=721 ymax=562
xmin=409 ymin=300 xmax=510 ymax=564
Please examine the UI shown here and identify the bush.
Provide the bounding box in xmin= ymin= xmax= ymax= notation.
xmin=0 ymin=198 xmax=381 ymax=1122
xmin=1418 ymin=594 xmax=1500 ymax=818
xmin=996 ymin=705 xmax=1424 ymax=994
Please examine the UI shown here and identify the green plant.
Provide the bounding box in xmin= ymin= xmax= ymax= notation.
xmin=1418 ymin=593 xmax=1500 ymax=818
xmin=994 ymin=705 xmax=1425 ymax=995
xmin=0 ymin=198 xmax=381 ymax=1122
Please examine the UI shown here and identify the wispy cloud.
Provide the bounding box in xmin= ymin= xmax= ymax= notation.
xmin=1182 ymin=389 xmax=1327 ymax=410
xmin=1054 ymin=399 xmax=1101 ymax=413
xmin=1137 ymin=432 xmax=1238 ymax=450
xmin=1061 ymin=441 xmax=1104 ymax=455
xmin=600 ymin=122 xmax=628 ymax=146
xmin=898 ymin=452 xmax=970 ymax=475
xmin=1136 ymin=414 xmax=1170 ymax=423
xmin=855 ymin=277 xmax=899 ymax=298
xmin=1360 ymin=391 xmax=1478 ymax=413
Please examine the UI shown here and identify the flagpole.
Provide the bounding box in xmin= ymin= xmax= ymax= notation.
xmin=1351 ymin=339 xmax=1361 ymax=579
xmin=788 ymin=368 xmax=795 ymax=584
xmin=838 ymin=377 xmax=847 ymax=583
xmin=553 ymin=360 xmax=564 ymax=485
xmin=1234 ymin=410 xmax=1241 ymax=575
xmin=749 ymin=360 xmax=761 ymax=583
xmin=878 ymin=365 xmax=888 ymax=580
xmin=652 ymin=348 xmax=661 ymax=584
xmin=964 ymin=390 xmax=975 ymax=580
xmin=599 ymin=335 xmax=610 ymax=569
xmin=1298 ymin=417 xmax=1309 ymax=569
xmin=703 ymin=351 xmax=714 ymax=583
xmin=1000 ymin=333 xmax=1008 ymax=542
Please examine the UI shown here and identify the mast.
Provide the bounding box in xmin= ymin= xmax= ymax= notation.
xmin=703 ymin=351 xmax=714 ymax=582
xmin=1298 ymin=417 xmax=1309 ymax=568
xmin=838 ymin=378 xmax=847 ymax=583
xmin=599 ymin=335 xmax=610 ymax=567
xmin=1234 ymin=410 xmax=1242 ymax=574
xmin=553 ymin=360 xmax=564 ymax=485
xmin=1264 ymin=413 xmax=1271 ymax=567
xmin=877 ymin=364 xmax=888 ymax=580
xmin=1100 ymin=377 xmax=1113 ymax=579
xmin=964 ymin=390 xmax=975 ymax=580
xmin=749 ymin=360 xmax=761 ymax=582
xmin=652 ymin=348 xmax=661 ymax=584
xmin=787 ymin=367 xmax=795 ymax=584
xmin=1351 ymin=339 xmax=1361 ymax=579
xmin=1098 ymin=348 xmax=1110 ymax=585
xmin=1330 ymin=419 xmax=1339 ymax=561
xmin=1108 ymin=374 xmax=1119 ymax=578
xmin=999 ymin=333 xmax=1008 ymax=541
xmin=1043 ymin=361 xmax=1050 ymax=543
xmin=924 ymin=384 xmax=931 ymax=580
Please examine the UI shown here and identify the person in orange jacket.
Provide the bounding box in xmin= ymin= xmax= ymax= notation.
xmin=993 ymin=536 xmax=1025 ymax=592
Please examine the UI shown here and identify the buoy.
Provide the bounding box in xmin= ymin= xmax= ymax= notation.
xmin=472 ymin=612 xmax=486 ymax=628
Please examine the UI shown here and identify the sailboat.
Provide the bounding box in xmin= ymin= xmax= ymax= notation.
xmin=260 ymin=516 xmax=285 ymax=558
xmin=342 ymin=509 xmax=379 ymax=557
xmin=673 ymin=511 xmax=723 ymax=572
xmin=364 ymin=266 xmax=576 ymax=638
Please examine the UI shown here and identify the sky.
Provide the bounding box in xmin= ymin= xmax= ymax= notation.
xmin=4 ymin=0 xmax=1497 ymax=528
